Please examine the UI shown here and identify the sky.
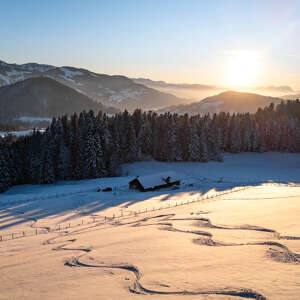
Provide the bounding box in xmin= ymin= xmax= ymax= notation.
xmin=1 ymin=0 xmax=300 ymax=90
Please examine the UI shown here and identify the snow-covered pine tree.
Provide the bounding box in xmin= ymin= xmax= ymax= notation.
xmin=187 ymin=122 xmax=201 ymax=161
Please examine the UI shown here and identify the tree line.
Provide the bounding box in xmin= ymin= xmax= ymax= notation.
xmin=0 ymin=100 xmax=300 ymax=192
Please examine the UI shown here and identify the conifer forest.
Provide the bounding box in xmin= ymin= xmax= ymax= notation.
xmin=0 ymin=100 xmax=299 ymax=192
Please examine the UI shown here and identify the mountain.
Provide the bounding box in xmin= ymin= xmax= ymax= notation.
xmin=132 ymin=77 xmax=223 ymax=102
xmin=158 ymin=90 xmax=283 ymax=115
xmin=0 ymin=77 xmax=119 ymax=122
xmin=132 ymin=77 xmax=220 ymax=90
xmin=0 ymin=60 xmax=185 ymax=110
xmin=132 ymin=78 xmax=295 ymax=100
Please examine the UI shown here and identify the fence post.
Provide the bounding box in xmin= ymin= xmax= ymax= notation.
xmin=36 ymin=229 xmax=38 ymax=235
xmin=82 ymin=220 xmax=83 ymax=225
xmin=0 ymin=235 xmax=2 ymax=241
xmin=12 ymin=233 xmax=14 ymax=239
xmin=23 ymin=231 xmax=25 ymax=237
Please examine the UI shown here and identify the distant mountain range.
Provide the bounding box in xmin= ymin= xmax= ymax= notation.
xmin=0 ymin=60 xmax=185 ymax=111
xmin=132 ymin=77 xmax=295 ymax=101
xmin=132 ymin=77 xmax=221 ymax=90
xmin=158 ymin=90 xmax=283 ymax=115
xmin=0 ymin=59 xmax=297 ymax=120
xmin=0 ymin=77 xmax=119 ymax=122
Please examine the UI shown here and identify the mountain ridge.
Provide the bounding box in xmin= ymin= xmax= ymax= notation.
xmin=158 ymin=90 xmax=283 ymax=115
xmin=0 ymin=77 xmax=119 ymax=122
xmin=0 ymin=60 xmax=186 ymax=110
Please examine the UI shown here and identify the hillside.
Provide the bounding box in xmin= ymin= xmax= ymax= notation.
xmin=158 ymin=90 xmax=283 ymax=115
xmin=0 ymin=60 xmax=185 ymax=111
xmin=0 ymin=77 xmax=118 ymax=122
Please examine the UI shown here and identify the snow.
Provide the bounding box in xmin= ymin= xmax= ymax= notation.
xmin=1 ymin=153 xmax=300 ymax=300
xmin=124 ymin=153 xmax=300 ymax=184
xmin=0 ymin=69 xmax=31 ymax=85
xmin=17 ymin=116 xmax=52 ymax=123
xmin=0 ymin=73 xmax=11 ymax=84
xmin=0 ymin=59 xmax=7 ymax=66
xmin=20 ymin=63 xmax=55 ymax=72
xmin=58 ymin=67 xmax=84 ymax=84
xmin=107 ymin=88 xmax=147 ymax=103
xmin=0 ymin=129 xmax=46 ymax=138
xmin=75 ymin=88 xmax=84 ymax=94
xmin=133 ymin=171 xmax=180 ymax=189
xmin=58 ymin=74 xmax=76 ymax=84
xmin=60 ymin=67 xmax=83 ymax=78
xmin=6 ymin=69 xmax=31 ymax=76
xmin=89 ymin=72 xmax=99 ymax=78
xmin=1 ymin=152 xmax=299 ymax=208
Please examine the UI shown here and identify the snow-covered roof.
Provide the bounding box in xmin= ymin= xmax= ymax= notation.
xmin=133 ymin=171 xmax=180 ymax=189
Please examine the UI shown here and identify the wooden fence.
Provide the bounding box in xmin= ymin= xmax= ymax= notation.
xmin=0 ymin=185 xmax=254 ymax=242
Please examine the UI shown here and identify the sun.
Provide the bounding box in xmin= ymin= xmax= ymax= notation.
xmin=225 ymin=50 xmax=260 ymax=87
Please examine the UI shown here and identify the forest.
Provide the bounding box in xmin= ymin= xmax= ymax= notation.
xmin=0 ymin=100 xmax=300 ymax=192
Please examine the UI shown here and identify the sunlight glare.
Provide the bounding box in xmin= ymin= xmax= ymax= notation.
xmin=226 ymin=50 xmax=260 ymax=87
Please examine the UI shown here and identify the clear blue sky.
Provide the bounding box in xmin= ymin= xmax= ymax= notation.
xmin=1 ymin=0 xmax=300 ymax=89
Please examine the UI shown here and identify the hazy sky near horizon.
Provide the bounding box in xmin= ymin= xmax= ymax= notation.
xmin=1 ymin=0 xmax=300 ymax=90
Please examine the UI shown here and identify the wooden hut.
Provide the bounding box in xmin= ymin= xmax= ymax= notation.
xmin=129 ymin=171 xmax=180 ymax=192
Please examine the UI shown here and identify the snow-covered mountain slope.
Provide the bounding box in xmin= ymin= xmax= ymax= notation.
xmin=158 ymin=90 xmax=283 ymax=115
xmin=0 ymin=60 xmax=185 ymax=111
xmin=0 ymin=77 xmax=119 ymax=122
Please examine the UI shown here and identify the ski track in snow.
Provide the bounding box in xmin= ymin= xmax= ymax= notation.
xmin=2 ymin=156 xmax=300 ymax=299
xmin=36 ymin=207 xmax=300 ymax=299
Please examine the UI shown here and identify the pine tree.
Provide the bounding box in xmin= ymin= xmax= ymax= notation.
xmin=187 ymin=123 xmax=200 ymax=161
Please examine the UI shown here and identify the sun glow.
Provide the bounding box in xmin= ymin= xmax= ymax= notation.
xmin=225 ymin=50 xmax=260 ymax=87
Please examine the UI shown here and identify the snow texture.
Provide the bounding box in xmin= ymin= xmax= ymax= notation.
xmin=1 ymin=153 xmax=300 ymax=300
xmin=20 ymin=63 xmax=55 ymax=72
xmin=60 ymin=67 xmax=83 ymax=78
xmin=1 ymin=152 xmax=299 ymax=208
xmin=0 ymin=129 xmax=46 ymax=138
xmin=17 ymin=116 xmax=52 ymax=123
xmin=108 ymin=88 xmax=147 ymax=102
xmin=0 ymin=74 xmax=10 ymax=84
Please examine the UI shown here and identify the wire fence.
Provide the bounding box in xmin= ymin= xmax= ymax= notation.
xmin=0 ymin=184 xmax=258 ymax=242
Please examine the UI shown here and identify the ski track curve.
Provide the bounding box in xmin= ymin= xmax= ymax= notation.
xmin=115 ymin=214 xmax=300 ymax=264
xmin=41 ymin=214 xmax=272 ymax=299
